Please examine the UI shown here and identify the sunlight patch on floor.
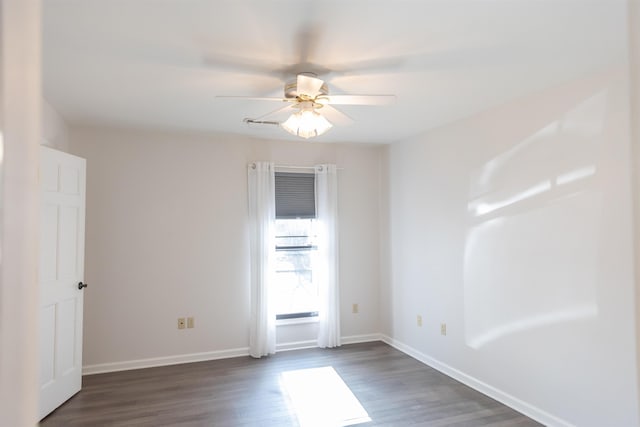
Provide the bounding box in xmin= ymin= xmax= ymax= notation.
xmin=280 ymin=366 xmax=371 ymax=427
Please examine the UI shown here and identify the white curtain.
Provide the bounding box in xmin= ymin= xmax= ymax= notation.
xmin=247 ymin=162 xmax=276 ymax=358
xmin=315 ymin=164 xmax=340 ymax=348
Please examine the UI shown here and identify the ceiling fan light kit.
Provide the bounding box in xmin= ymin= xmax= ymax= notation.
xmin=281 ymin=107 xmax=333 ymax=139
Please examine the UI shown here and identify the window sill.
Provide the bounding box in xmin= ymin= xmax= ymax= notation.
xmin=276 ymin=317 xmax=319 ymax=326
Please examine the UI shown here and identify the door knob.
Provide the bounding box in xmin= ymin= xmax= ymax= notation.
xmin=78 ymin=282 xmax=88 ymax=290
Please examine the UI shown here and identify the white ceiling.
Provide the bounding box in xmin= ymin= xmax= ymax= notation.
xmin=43 ymin=0 xmax=628 ymax=144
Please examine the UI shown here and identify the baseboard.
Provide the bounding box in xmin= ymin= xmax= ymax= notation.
xmin=276 ymin=340 xmax=318 ymax=352
xmin=83 ymin=347 xmax=250 ymax=375
xmin=341 ymin=333 xmax=382 ymax=345
xmin=380 ymin=335 xmax=573 ymax=427
xmin=83 ymin=334 xmax=382 ymax=375
xmin=276 ymin=333 xmax=382 ymax=352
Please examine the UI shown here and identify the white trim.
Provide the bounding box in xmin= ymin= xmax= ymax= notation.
xmin=276 ymin=316 xmax=319 ymax=326
xmin=341 ymin=333 xmax=382 ymax=345
xmin=380 ymin=335 xmax=573 ymax=427
xmin=276 ymin=333 xmax=382 ymax=352
xmin=82 ymin=347 xmax=250 ymax=376
xmin=276 ymin=340 xmax=318 ymax=352
xmin=82 ymin=334 xmax=384 ymax=375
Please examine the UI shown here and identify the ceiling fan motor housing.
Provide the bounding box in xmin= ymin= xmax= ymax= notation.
xmin=284 ymin=74 xmax=329 ymax=99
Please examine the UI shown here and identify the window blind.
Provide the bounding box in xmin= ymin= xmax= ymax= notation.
xmin=275 ymin=172 xmax=316 ymax=219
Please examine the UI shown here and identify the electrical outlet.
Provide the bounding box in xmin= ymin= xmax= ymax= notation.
xmin=417 ymin=315 xmax=422 ymax=327
xmin=441 ymin=323 xmax=447 ymax=336
xmin=352 ymin=303 xmax=359 ymax=314
xmin=178 ymin=318 xmax=186 ymax=330
xmin=187 ymin=317 xmax=195 ymax=328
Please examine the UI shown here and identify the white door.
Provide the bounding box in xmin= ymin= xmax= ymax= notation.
xmin=39 ymin=146 xmax=87 ymax=419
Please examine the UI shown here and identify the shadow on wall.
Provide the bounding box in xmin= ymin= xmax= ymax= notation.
xmin=463 ymin=89 xmax=608 ymax=350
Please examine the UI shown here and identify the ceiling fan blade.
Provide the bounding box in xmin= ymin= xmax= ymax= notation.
xmin=321 ymin=105 xmax=354 ymax=126
xmin=328 ymin=56 xmax=406 ymax=76
xmin=297 ymin=74 xmax=325 ymax=97
xmin=326 ymin=95 xmax=396 ymax=106
xmin=200 ymin=49 xmax=286 ymax=76
xmin=252 ymin=104 xmax=295 ymax=121
xmin=215 ymin=96 xmax=288 ymax=102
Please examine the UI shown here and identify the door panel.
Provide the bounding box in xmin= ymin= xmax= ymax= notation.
xmin=58 ymin=205 xmax=79 ymax=278
xmin=56 ymin=298 xmax=78 ymax=375
xmin=39 ymin=146 xmax=87 ymax=420
xmin=39 ymin=306 xmax=56 ymax=387
xmin=40 ymin=204 xmax=59 ymax=281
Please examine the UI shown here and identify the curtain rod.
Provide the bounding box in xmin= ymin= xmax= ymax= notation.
xmin=276 ymin=164 xmax=344 ymax=171
xmin=276 ymin=164 xmax=316 ymax=170
xmin=249 ymin=163 xmax=344 ymax=171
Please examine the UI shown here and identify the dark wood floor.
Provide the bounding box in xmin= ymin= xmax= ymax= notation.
xmin=41 ymin=341 xmax=542 ymax=427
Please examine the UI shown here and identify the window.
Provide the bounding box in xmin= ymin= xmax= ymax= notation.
xmin=274 ymin=172 xmax=318 ymax=320
xmin=274 ymin=218 xmax=318 ymax=319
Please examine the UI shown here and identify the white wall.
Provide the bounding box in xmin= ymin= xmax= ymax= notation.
xmin=378 ymin=145 xmax=392 ymax=338
xmin=42 ymin=99 xmax=69 ymax=152
xmin=629 ymin=2 xmax=640 ymax=418
xmin=68 ymin=126 xmax=381 ymax=368
xmin=383 ymin=65 xmax=639 ymax=426
xmin=0 ymin=0 xmax=41 ymax=425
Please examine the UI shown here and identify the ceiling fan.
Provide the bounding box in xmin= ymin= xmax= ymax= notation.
xmin=216 ymin=72 xmax=396 ymax=139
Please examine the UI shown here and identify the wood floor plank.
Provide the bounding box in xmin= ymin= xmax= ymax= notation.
xmin=41 ymin=342 xmax=542 ymax=426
